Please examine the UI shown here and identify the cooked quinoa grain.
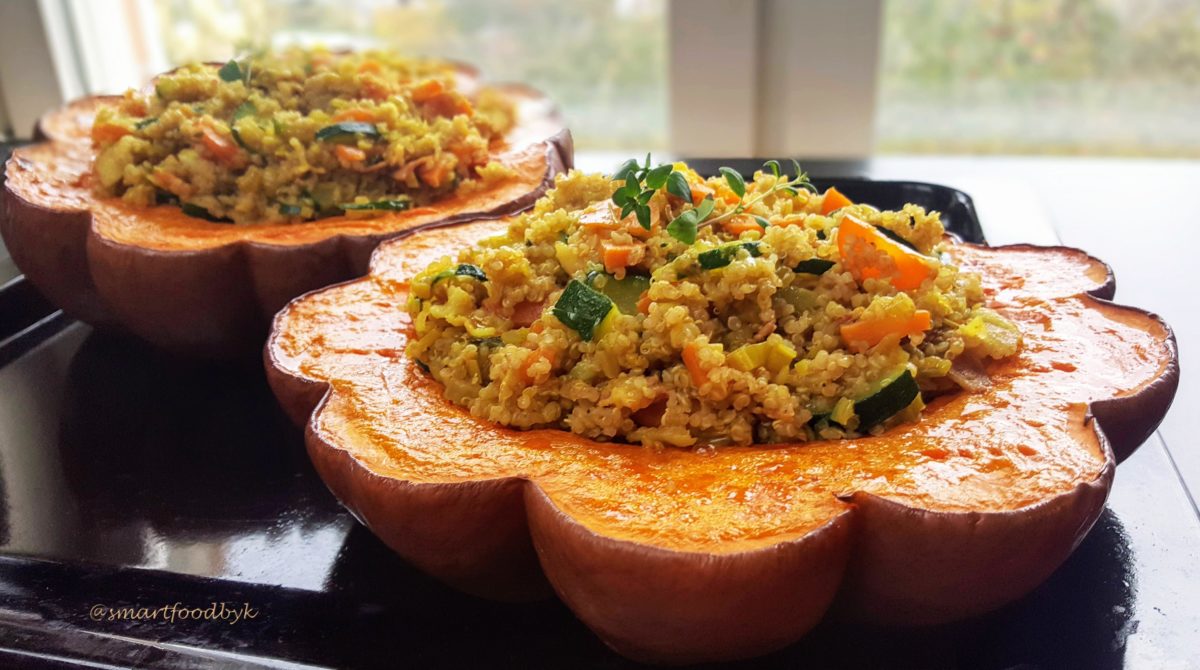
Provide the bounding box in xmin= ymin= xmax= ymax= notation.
xmin=406 ymin=163 xmax=1021 ymax=448
xmin=90 ymin=47 xmax=516 ymax=224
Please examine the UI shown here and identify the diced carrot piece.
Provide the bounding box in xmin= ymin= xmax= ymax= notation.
xmin=362 ymin=77 xmax=392 ymax=101
xmin=682 ymin=342 xmax=708 ymax=387
xmin=632 ymin=396 xmax=668 ymax=427
xmin=199 ymin=125 xmax=241 ymax=165
xmin=332 ymin=109 xmax=375 ymax=123
xmin=840 ymin=310 xmax=933 ymax=350
xmin=636 ymin=292 xmax=652 ymax=315
xmin=150 ymin=171 xmax=193 ymax=199
xmin=410 ymin=79 xmax=444 ymax=102
xmin=417 ymin=155 xmax=454 ymax=188
xmin=579 ymin=203 xmax=653 ymax=239
xmin=602 ymin=243 xmax=639 ymax=273
xmin=91 ymin=122 xmax=131 ymax=145
xmin=723 ymin=214 xmax=764 ymax=237
xmin=511 ymin=300 xmax=544 ymax=328
xmin=837 ymin=215 xmax=937 ymax=291
xmin=820 ymin=187 xmax=853 ymax=215
xmin=518 ymin=348 xmax=557 ymax=384
xmin=690 ymin=181 xmax=715 ymax=206
xmin=335 ymin=144 xmax=367 ymax=167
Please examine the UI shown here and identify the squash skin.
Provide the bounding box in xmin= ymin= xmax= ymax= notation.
xmin=264 ymin=221 xmax=1178 ymax=664
xmin=2 ymin=80 xmax=572 ymax=358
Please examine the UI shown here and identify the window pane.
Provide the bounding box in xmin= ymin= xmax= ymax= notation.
xmin=876 ymin=0 xmax=1200 ymax=157
xmin=148 ymin=0 xmax=666 ymax=151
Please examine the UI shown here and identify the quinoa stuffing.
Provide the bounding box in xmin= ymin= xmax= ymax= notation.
xmin=406 ymin=159 xmax=1021 ymax=448
xmin=90 ymin=47 xmax=517 ymax=224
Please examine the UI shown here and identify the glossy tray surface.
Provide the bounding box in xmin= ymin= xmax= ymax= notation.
xmin=1 ymin=146 xmax=1196 ymax=668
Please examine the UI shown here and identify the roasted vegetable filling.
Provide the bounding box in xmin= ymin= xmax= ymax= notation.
xmin=90 ymin=47 xmax=517 ymax=224
xmin=406 ymin=160 xmax=1021 ymax=448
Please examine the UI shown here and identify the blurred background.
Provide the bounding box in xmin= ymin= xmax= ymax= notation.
xmin=0 ymin=0 xmax=1198 ymax=158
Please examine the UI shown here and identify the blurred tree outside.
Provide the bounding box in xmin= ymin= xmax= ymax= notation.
xmin=878 ymin=0 xmax=1200 ymax=157
xmin=150 ymin=0 xmax=666 ymax=150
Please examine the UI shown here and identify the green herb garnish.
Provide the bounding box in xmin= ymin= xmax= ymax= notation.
xmin=664 ymin=160 xmax=814 ymax=244
xmin=218 ymin=60 xmax=243 ymax=82
xmin=611 ymin=154 xmax=666 ymax=230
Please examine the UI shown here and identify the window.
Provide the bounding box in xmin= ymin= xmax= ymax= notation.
xmin=877 ymin=0 xmax=1200 ymax=157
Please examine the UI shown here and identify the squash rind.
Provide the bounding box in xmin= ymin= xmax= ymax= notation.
xmin=264 ymin=219 xmax=1179 ymax=664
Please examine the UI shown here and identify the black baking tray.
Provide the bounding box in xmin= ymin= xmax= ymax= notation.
xmin=1 ymin=145 xmax=1196 ymax=669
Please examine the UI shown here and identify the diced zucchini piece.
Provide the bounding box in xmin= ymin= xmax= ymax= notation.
xmin=727 ymin=337 xmax=796 ymax=374
xmin=854 ymin=368 xmax=920 ymax=430
xmin=779 ymin=286 xmax=819 ymax=311
xmin=315 ymin=121 xmax=380 ymax=143
xmin=552 ymin=280 xmax=615 ymax=341
xmin=587 ymin=271 xmax=650 ymax=316
xmin=794 ymin=258 xmax=835 ymax=275
xmin=698 ymin=241 xmax=761 ymax=270
xmin=830 ymin=397 xmax=856 ymax=426
xmin=555 ymin=241 xmax=585 ymax=276
xmin=340 ymin=198 xmax=411 ymax=214
xmin=431 ymin=264 xmax=488 ymax=286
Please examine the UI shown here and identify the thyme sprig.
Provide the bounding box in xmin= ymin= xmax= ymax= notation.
xmin=610 ymin=157 xmax=816 ymax=245
xmin=612 ymin=154 xmax=692 ymax=229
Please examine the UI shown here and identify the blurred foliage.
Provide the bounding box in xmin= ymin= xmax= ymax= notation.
xmin=879 ymin=0 xmax=1200 ymax=156
xmin=151 ymin=0 xmax=665 ymax=150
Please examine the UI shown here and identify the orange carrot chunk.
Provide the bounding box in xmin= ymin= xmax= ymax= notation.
xmin=335 ymin=144 xmax=367 ymax=166
xmin=636 ymin=291 xmax=652 ymax=315
xmin=840 ymin=310 xmax=933 ymax=350
xmin=837 ymin=215 xmax=937 ymax=291
xmin=682 ymin=342 xmax=708 ymax=387
xmin=723 ymin=215 xmax=765 ymax=237
xmin=820 ymin=187 xmax=853 ymax=215
xmin=602 ymin=244 xmax=639 ymax=274
xmin=332 ymin=108 xmax=375 ymax=123
xmin=199 ymin=125 xmax=241 ymax=165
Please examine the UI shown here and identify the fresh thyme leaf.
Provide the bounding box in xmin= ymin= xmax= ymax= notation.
xmin=695 ymin=195 xmax=715 ymax=220
xmin=666 ymin=171 xmax=692 ymax=203
xmin=754 ymin=215 xmax=771 ymax=229
xmin=635 ymin=204 xmax=652 ymax=230
xmin=637 ymin=189 xmax=655 ymax=205
xmin=620 ymin=201 xmax=636 ymax=220
xmin=614 ymin=158 xmax=639 ymax=182
xmin=218 ymin=59 xmax=243 ymax=82
xmin=719 ymin=167 xmax=746 ymax=198
xmin=667 ymin=210 xmax=699 ymax=244
xmin=645 ymin=163 xmax=673 ymax=190
xmin=764 ymin=160 xmax=781 ymax=178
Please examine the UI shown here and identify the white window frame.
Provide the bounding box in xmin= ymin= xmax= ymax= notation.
xmin=0 ymin=0 xmax=883 ymax=157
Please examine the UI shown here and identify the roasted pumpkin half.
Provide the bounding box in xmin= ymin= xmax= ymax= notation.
xmin=2 ymin=56 xmax=571 ymax=357
xmin=266 ymin=210 xmax=1177 ymax=664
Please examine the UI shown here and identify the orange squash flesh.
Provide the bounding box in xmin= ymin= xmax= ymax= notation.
xmin=265 ymin=220 xmax=1178 ymax=664
xmin=2 ymin=74 xmax=572 ymax=358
